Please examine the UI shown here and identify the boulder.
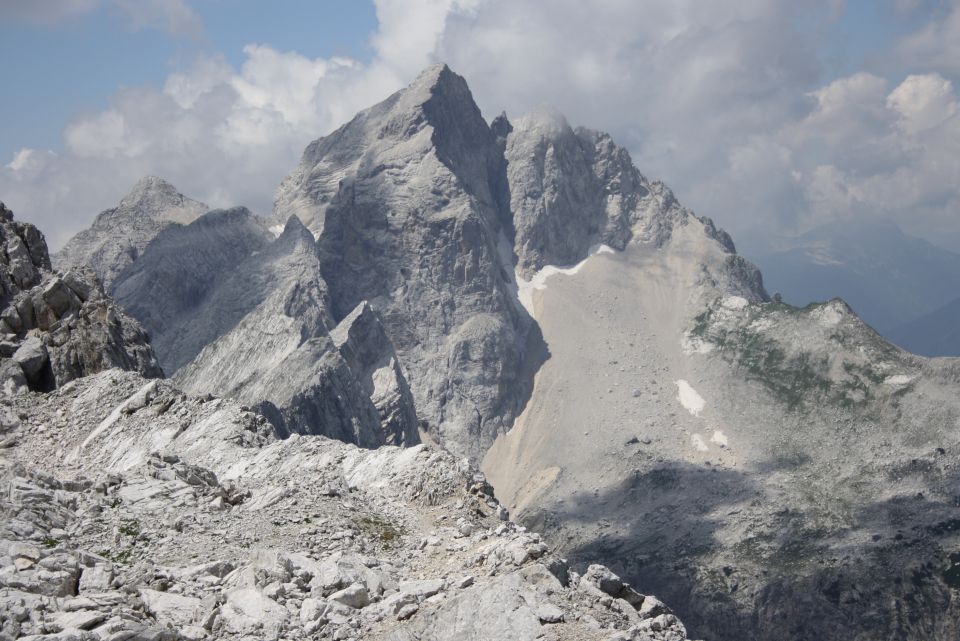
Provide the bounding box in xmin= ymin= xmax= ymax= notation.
xmin=41 ymin=278 xmax=80 ymax=318
xmin=328 ymin=582 xmax=370 ymax=609
xmin=139 ymin=588 xmax=206 ymax=628
xmin=221 ymin=587 xmax=289 ymax=639
xmin=12 ymin=336 xmax=48 ymax=381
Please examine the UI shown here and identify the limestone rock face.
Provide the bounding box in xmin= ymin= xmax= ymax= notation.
xmin=0 ymin=203 xmax=161 ymax=393
xmin=331 ymin=301 xmax=420 ymax=447
xmin=112 ymin=211 xmax=385 ymax=447
xmin=54 ymin=176 xmax=208 ymax=289
xmin=501 ymin=108 xmax=643 ymax=277
xmin=277 ymin=64 xmax=539 ymax=461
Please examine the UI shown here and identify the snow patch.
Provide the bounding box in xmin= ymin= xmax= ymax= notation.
xmin=691 ymin=434 xmax=709 ymax=452
xmin=517 ymin=244 xmax=615 ymax=315
xmin=268 ymin=224 xmax=285 ymax=238
xmin=721 ymin=296 xmax=749 ymax=310
xmin=675 ymin=380 xmax=705 ymax=417
xmin=884 ymin=374 xmax=915 ymax=386
xmin=711 ymin=430 xmax=728 ymax=447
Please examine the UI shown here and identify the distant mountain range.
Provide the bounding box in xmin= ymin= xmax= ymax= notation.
xmin=888 ymin=296 xmax=960 ymax=357
xmin=740 ymin=219 xmax=960 ymax=355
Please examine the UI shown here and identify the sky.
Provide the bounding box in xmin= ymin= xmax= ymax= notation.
xmin=1 ymin=0 xmax=959 ymax=252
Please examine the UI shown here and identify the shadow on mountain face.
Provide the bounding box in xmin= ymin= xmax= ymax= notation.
xmin=524 ymin=461 xmax=758 ymax=638
xmin=111 ymin=209 xmax=283 ymax=373
xmin=527 ymin=456 xmax=960 ymax=641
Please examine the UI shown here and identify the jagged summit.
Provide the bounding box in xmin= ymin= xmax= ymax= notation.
xmin=273 ymin=63 xmax=500 ymax=236
xmin=117 ymin=175 xmax=201 ymax=220
xmin=55 ymin=176 xmax=209 ymax=288
xmin=397 ymin=62 xmax=462 ymax=104
xmin=89 ymin=175 xmax=209 ymax=227
xmin=276 ymin=212 xmax=317 ymax=249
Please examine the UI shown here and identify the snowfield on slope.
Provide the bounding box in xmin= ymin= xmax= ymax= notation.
xmin=675 ymin=379 xmax=706 ymax=416
xmin=517 ymin=244 xmax=615 ymax=315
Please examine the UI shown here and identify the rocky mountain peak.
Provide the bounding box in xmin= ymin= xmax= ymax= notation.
xmin=115 ymin=176 xmax=207 ymax=224
xmin=276 ymin=213 xmax=318 ymax=250
xmin=491 ymin=111 xmax=513 ymax=140
xmin=402 ymin=62 xmax=458 ymax=100
xmin=55 ymin=177 xmax=209 ymax=289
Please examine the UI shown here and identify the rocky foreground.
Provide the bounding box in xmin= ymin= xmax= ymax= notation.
xmin=0 ymin=369 xmax=691 ymax=641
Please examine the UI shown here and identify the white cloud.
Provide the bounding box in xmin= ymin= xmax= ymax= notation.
xmin=887 ymin=73 xmax=958 ymax=133
xmin=759 ymin=72 xmax=960 ymax=244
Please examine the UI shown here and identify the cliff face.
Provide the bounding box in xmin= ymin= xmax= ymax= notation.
xmin=111 ymin=211 xmax=418 ymax=450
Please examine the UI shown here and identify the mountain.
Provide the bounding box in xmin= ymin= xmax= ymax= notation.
xmin=0 ymin=201 xmax=161 ymax=393
xmin=54 ymin=176 xmax=209 ymax=289
xmin=741 ymin=219 xmax=960 ymax=335
xmin=276 ymin=64 xmax=535 ymax=462
xmin=889 ymin=295 xmax=960 ymax=357
xmin=52 ymin=64 xmax=960 ymax=641
xmin=275 ymin=67 xmax=741 ymax=461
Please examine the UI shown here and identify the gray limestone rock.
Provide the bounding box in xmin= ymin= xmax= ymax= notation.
xmin=331 ymin=301 xmax=420 ymax=446
xmin=11 ymin=336 xmax=47 ymax=381
xmin=277 ymin=64 xmax=541 ymax=460
xmin=502 ymin=107 xmax=642 ymax=276
xmin=114 ymin=211 xmax=385 ymax=447
xmin=0 ymin=206 xmax=162 ymax=392
xmin=54 ymin=176 xmax=208 ymax=289
xmin=111 ymin=206 xmax=275 ymax=373
xmin=0 ymin=366 xmax=691 ymax=641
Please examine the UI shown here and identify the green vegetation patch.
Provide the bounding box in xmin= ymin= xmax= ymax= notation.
xmin=355 ymin=516 xmax=405 ymax=546
xmin=690 ymin=300 xmax=885 ymax=411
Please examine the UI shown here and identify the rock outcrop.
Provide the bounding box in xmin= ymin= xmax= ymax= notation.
xmin=54 ymin=176 xmax=208 ymax=289
xmin=330 ymin=302 xmax=420 ymax=447
xmin=0 ymin=203 xmax=161 ymax=394
xmin=111 ymin=207 xmax=276 ymax=373
xmin=0 ymin=368 xmax=693 ymax=641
